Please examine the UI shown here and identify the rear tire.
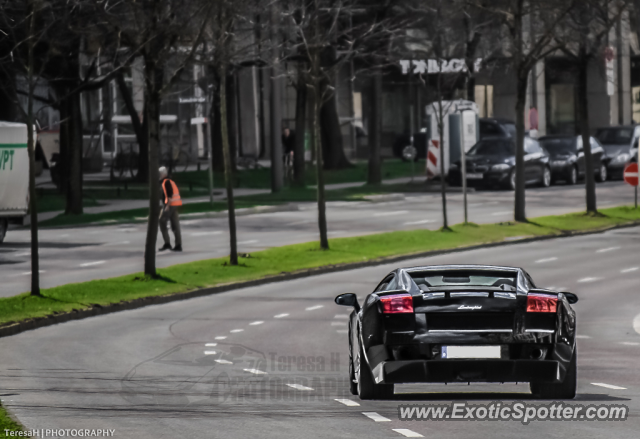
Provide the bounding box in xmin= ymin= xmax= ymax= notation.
xmin=0 ymin=218 xmax=7 ymax=244
xmin=530 ymin=346 xmax=577 ymax=399
xmin=596 ymin=162 xmax=607 ymax=182
xmin=540 ymin=167 xmax=552 ymax=188
xmin=506 ymin=169 xmax=516 ymax=191
xmin=566 ymin=166 xmax=577 ymax=185
xmin=356 ymin=342 xmax=394 ymax=400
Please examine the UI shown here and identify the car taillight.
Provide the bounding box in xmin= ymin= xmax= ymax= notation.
xmin=380 ymin=294 xmax=414 ymax=314
xmin=526 ymin=294 xmax=558 ymax=313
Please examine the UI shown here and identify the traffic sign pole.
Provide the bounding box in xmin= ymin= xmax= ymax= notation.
xmin=623 ymin=163 xmax=639 ymax=208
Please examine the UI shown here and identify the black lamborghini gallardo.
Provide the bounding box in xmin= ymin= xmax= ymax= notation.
xmin=335 ymin=265 xmax=578 ymax=400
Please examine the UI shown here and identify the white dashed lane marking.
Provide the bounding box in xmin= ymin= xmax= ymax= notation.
xmin=491 ymin=211 xmax=512 ymax=216
xmin=243 ymin=369 xmax=267 ymax=375
xmin=274 ymin=313 xmax=289 ymax=318
xmin=374 ymin=211 xmax=409 ymax=217
xmin=79 ymin=261 xmax=106 ymax=267
xmin=331 ymin=322 xmax=347 ymax=326
xmin=230 ymin=329 xmax=244 ymax=333
xmin=215 ymin=336 xmax=227 ymax=340
xmin=578 ymin=277 xmax=602 ymax=283
xmin=204 ymin=351 xmax=217 ymax=355
xmin=363 ymin=412 xmax=391 ymax=422
xmin=596 ymin=246 xmax=620 ymax=253
xmin=103 ymin=241 xmax=131 ymax=246
xmin=620 ymin=342 xmax=640 ymax=346
xmin=404 ymin=219 xmax=436 ymax=225
xmin=336 ymin=330 xmax=348 ymax=334
xmin=249 ymin=321 xmax=264 ymax=326
xmin=393 ymin=429 xmax=424 ymax=438
xmin=305 ymin=305 xmax=324 ymax=311
xmin=575 ymin=335 xmax=591 ymax=339
xmin=190 ymin=231 xmax=223 ymax=237
xmin=591 ymin=383 xmax=626 ymax=390
xmin=205 ymin=343 xmax=217 ymax=347
xmin=286 ymin=384 xmax=314 ymax=391
xmin=215 ymin=359 xmax=233 ymax=365
xmin=335 ymin=399 xmax=360 ymax=407
xmin=535 ymin=257 xmax=558 ymax=263
xmin=334 ymin=314 xmax=349 ymax=319
xmin=621 ymin=267 xmax=639 ymax=273
xmin=238 ymin=240 xmax=259 ymax=245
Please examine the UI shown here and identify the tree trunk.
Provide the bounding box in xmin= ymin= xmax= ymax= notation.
xmin=56 ymin=86 xmax=69 ymax=194
xmin=513 ymin=0 xmax=527 ymax=223
xmin=26 ymin=1 xmax=40 ymax=296
xmin=314 ymin=84 xmax=329 ymax=250
xmin=143 ymin=63 xmax=163 ymax=277
xmin=514 ymin=75 xmax=528 ymax=222
xmin=208 ymin=71 xmax=225 ymax=172
xmin=220 ymin=70 xmax=238 ymax=265
xmin=116 ymin=71 xmax=149 ymax=182
xmin=66 ymin=90 xmax=83 ymax=215
xmin=270 ymin=1 xmax=283 ymax=192
xmin=320 ymin=88 xmax=352 ymax=170
xmin=577 ymin=52 xmax=597 ymax=213
xmin=436 ymin=69 xmax=449 ymax=230
xmin=368 ymin=70 xmax=382 ymax=185
xmin=293 ymin=73 xmax=307 ymax=187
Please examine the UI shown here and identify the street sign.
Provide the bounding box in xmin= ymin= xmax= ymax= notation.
xmin=624 ymin=163 xmax=639 ymax=187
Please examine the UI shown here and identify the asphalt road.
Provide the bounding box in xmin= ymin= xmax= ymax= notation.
xmin=1 ymin=225 xmax=639 ymax=438
xmin=0 ymin=180 xmax=636 ymax=297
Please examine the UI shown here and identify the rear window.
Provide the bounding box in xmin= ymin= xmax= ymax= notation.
xmin=596 ymin=128 xmax=633 ymax=145
xmin=409 ymin=270 xmax=517 ymax=289
xmin=540 ymin=137 xmax=576 ymax=153
xmin=468 ymin=139 xmax=514 ymax=156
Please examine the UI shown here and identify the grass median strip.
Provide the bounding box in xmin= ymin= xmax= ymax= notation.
xmin=2 ymin=206 xmax=640 ymax=327
xmin=0 ymin=403 xmax=23 ymax=438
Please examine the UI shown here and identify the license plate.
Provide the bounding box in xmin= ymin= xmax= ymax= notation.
xmin=466 ymin=173 xmax=483 ymax=179
xmin=442 ymin=346 xmax=501 ymax=359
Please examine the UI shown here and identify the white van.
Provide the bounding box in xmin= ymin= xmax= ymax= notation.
xmin=0 ymin=121 xmax=30 ymax=243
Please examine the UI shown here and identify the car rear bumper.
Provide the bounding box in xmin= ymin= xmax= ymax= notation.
xmin=372 ymin=359 xmax=560 ymax=384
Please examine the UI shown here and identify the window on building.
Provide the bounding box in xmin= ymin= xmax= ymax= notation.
xmin=475 ymin=85 xmax=493 ymax=118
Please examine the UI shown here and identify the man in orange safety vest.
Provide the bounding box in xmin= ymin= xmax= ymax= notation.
xmin=158 ymin=166 xmax=183 ymax=252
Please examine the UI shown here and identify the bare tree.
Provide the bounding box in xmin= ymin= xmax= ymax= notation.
xmin=557 ymin=0 xmax=629 ymax=214
xmin=470 ymin=0 xmax=576 ymax=222
xmin=0 ymin=0 xmax=56 ymax=296
xmin=285 ymin=0 xmax=399 ymax=249
xmin=105 ymin=0 xmax=210 ymax=276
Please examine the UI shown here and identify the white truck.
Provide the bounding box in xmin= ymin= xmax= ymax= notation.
xmin=0 ymin=121 xmax=30 ymax=243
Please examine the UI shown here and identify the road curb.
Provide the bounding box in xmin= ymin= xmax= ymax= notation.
xmin=2 ymin=220 xmax=639 ymax=339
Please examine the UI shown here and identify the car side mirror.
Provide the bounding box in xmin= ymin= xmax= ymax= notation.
xmin=335 ymin=293 xmax=360 ymax=312
xmin=562 ymin=292 xmax=578 ymax=304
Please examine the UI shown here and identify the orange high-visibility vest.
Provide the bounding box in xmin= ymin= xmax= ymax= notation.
xmin=162 ymin=179 xmax=182 ymax=206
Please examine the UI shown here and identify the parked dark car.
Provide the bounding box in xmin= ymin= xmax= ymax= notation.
xmin=539 ymin=135 xmax=607 ymax=184
xmin=594 ymin=126 xmax=637 ymax=179
xmin=448 ymin=136 xmax=551 ymax=190
xmin=479 ymin=118 xmax=516 ymax=140
xmin=336 ymin=265 xmax=579 ymax=400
